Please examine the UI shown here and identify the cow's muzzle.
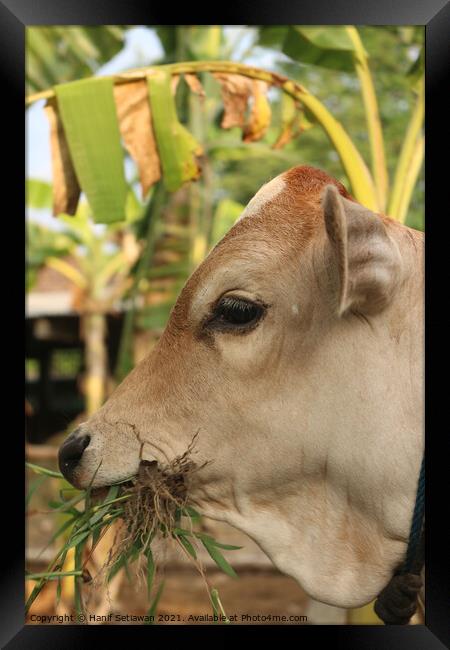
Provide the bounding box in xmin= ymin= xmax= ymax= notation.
xmin=58 ymin=428 xmax=91 ymax=484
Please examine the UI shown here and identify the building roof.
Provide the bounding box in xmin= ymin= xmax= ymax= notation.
xmin=32 ymin=256 xmax=79 ymax=293
xmin=26 ymin=291 xmax=76 ymax=318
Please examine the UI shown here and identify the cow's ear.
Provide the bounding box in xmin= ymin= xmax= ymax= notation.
xmin=322 ymin=184 xmax=401 ymax=316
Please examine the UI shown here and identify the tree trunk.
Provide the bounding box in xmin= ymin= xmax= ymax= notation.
xmin=82 ymin=312 xmax=107 ymax=415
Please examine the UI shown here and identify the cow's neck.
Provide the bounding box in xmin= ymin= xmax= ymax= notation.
xmin=197 ymin=431 xmax=420 ymax=608
xmin=198 ymin=415 xmax=422 ymax=609
xmin=196 ymin=229 xmax=424 ymax=609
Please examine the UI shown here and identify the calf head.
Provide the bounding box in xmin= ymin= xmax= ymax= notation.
xmin=59 ymin=165 xmax=424 ymax=607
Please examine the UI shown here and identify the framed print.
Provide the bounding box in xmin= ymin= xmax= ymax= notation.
xmin=5 ymin=0 xmax=449 ymax=647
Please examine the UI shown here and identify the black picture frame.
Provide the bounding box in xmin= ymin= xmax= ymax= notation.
xmin=7 ymin=1 xmax=450 ymax=647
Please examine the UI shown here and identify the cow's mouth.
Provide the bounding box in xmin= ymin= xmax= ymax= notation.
xmin=89 ymin=459 xmax=182 ymax=501
xmin=89 ymin=434 xmax=207 ymax=506
xmin=89 ymin=469 xmax=144 ymax=500
xmin=90 ymin=479 xmax=134 ymax=501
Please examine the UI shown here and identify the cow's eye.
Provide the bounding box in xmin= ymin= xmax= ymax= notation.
xmin=207 ymin=295 xmax=266 ymax=331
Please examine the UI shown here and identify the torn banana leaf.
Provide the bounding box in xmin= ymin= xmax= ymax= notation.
xmin=272 ymin=92 xmax=314 ymax=149
xmin=184 ymin=73 xmax=205 ymax=97
xmin=147 ymin=70 xmax=202 ymax=193
xmin=44 ymin=99 xmax=81 ymax=216
xmin=114 ymin=80 xmax=161 ymax=200
xmin=54 ymin=77 xmax=128 ymax=223
xmin=213 ymin=72 xmax=253 ymax=129
xmin=213 ymin=74 xmax=271 ymax=142
xmin=243 ymin=80 xmax=271 ymax=143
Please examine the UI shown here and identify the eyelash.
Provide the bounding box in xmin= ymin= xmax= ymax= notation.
xmin=205 ymin=295 xmax=266 ymax=332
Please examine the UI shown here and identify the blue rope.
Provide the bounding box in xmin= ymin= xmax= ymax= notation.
xmin=400 ymin=455 xmax=425 ymax=574
xmin=374 ymin=455 xmax=425 ymax=624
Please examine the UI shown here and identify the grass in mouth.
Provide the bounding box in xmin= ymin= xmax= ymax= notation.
xmin=25 ymin=442 xmax=241 ymax=624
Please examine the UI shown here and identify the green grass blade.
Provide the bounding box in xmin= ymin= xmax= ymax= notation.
xmin=107 ymin=543 xmax=135 ymax=583
xmin=87 ymin=503 xmax=116 ymax=528
xmin=26 ymin=475 xmax=47 ymax=507
xmin=210 ymin=588 xmax=230 ymax=624
xmin=26 ymin=570 xmax=83 ymax=580
xmin=55 ymin=77 xmax=128 ymax=223
xmin=201 ymin=538 xmax=242 ymax=551
xmin=48 ymin=494 xmax=86 ymax=513
xmin=65 ymin=528 xmax=93 ymax=549
xmin=175 ymin=534 xmax=197 ymax=559
xmin=26 ymin=462 xmax=63 ymax=479
xmin=91 ymin=523 xmax=102 ymax=549
xmin=56 ymin=577 xmax=62 ymax=607
xmin=173 ymin=528 xmax=242 ymax=551
xmin=104 ymin=484 xmax=120 ymax=502
xmin=145 ymin=581 xmax=165 ymax=624
xmin=201 ymin=537 xmax=238 ymax=578
xmin=107 ymin=555 xmax=127 ymax=583
xmin=182 ymin=505 xmax=202 ymax=524
xmin=25 ymin=546 xmax=68 ymax=613
xmin=74 ymin=541 xmax=85 ymax=617
xmin=146 ymin=547 xmax=155 ymax=600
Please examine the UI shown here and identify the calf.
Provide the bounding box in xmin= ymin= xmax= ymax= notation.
xmin=59 ymin=166 xmax=424 ymax=609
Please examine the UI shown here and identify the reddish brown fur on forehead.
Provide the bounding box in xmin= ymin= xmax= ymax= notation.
xmin=282 ymin=165 xmax=354 ymax=201
xmin=221 ymin=165 xmax=354 ymax=244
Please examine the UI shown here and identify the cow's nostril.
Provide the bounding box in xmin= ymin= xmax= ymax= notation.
xmin=58 ymin=433 xmax=91 ymax=482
